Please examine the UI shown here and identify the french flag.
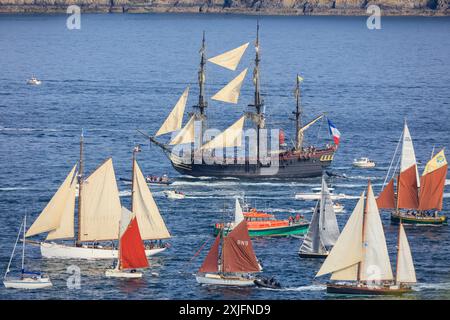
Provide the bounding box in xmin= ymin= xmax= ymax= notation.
xmin=328 ymin=119 xmax=341 ymax=146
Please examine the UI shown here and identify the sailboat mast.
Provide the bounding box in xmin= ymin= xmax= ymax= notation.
xmin=395 ymin=220 xmax=402 ymax=284
xmin=357 ymin=181 xmax=370 ymax=282
xmin=253 ymin=21 xmax=263 ymax=163
xmin=294 ymin=74 xmax=302 ymax=151
xmin=193 ymin=31 xmax=208 ymax=150
xmin=77 ymin=131 xmax=84 ymax=244
xmin=131 ymin=146 xmax=138 ymax=213
xmin=21 ymin=215 xmax=26 ymax=272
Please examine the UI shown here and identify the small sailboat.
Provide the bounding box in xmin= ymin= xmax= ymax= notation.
xmin=316 ymin=181 xmax=417 ymax=295
xmin=105 ymin=207 xmax=149 ymax=278
xmin=25 ymin=134 xmax=170 ymax=259
xmin=196 ymin=220 xmax=262 ymax=286
xmin=377 ymin=121 xmax=448 ymax=225
xmin=299 ymin=176 xmax=340 ymax=258
xmin=4 ymin=215 xmax=52 ymax=289
xmin=352 ymin=157 xmax=376 ymax=168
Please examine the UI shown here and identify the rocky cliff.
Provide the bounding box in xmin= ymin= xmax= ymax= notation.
xmin=0 ymin=0 xmax=448 ymax=15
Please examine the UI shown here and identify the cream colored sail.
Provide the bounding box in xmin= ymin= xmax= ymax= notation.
xmin=26 ymin=164 xmax=77 ymax=238
xmin=211 ymin=69 xmax=248 ymax=104
xmin=169 ymin=115 xmax=196 ymax=145
xmin=316 ymin=192 xmax=365 ymax=279
xmin=401 ymin=121 xmax=420 ymax=187
xmin=396 ymin=224 xmax=416 ymax=283
xmin=208 ymin=42 xmax=249 ymax=71
xmin=133 ymin=160 xmax=171 ymax=240
xmin=201 ymin=116 xmax=245 ymax=150
xmin=46 ymin=170 xmax=78 ymax=240
xmin=234 ymin=199 xmax=244 ymax=224
xmin=359 ymin=184 xmax=394 ymax=281
xmin=156 ymin=87 xmax=189 ymax=137
xmin=119 ymin=207 xmax=134 ymax=238
xmin=79 ymin=158 xmax=122 ymax=242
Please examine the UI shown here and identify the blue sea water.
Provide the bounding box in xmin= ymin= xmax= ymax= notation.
xmin=0 ymin=14 xmax=449 ymax=300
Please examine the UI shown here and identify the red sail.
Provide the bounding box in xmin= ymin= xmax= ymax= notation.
xmin=377 ymin=179 xmax=396 ymax=209
xmin=222 ymin=221 xmax=260 ymax=273
xmin=418 ymin=164 xmax=448 ymax=211
xmin=120 ymin=217 xmax=149 ymax=270
xmin=397 ymin=165 xmax=419 ymax=209
xmin=198 ymin=234 xmax=220 ymax=273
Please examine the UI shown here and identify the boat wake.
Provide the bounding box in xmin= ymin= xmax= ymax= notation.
xmin=278 ymin=284 xmax=326 ymax=292
xmin=414 ymin=282 xmax=450 ymax=291
xmin=0 ymin=187 xmax=33 ymax=191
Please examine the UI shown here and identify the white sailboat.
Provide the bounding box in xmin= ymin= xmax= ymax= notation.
xmin=316 ymin=181 xmax=416 ymax=295
xmin=25 ymin=135 xmax=169 ymax=259
xmin=4 ymin=215 xmax=52 ymax=289
xmin=299 ymin=175 xmax=340 ymax=258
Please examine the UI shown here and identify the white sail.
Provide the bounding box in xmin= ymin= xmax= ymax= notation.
xmin=211 ymin=69 xmax=248 ymax=104
xmin=300 ymin=202 xmax=327 ymax=255
xmin=396 ymin=224 xmax=416 ymax=284
xmin=169 ymin=115 xmax=196 ymax=145
xmin=208 ymin=42 xmax=249 ymax=71
xmin=201 ymin=116 xmax=245 ymax=150
xmin=133 ymin=160 xmax=171 ymax=240
xmin=401 ymin=121 xmax=420 ymax=187
xmin=119 ymin=207 xmax=134 ymax=239
xmin=319 ymin=176 xmax=340 ymax=247
xmin=79 ymin=158 xmax=122 ymax=242
xmin=360 ymin=183 xmax=394 ymax=281
xmin=46 ymin=170 xmax=78 ymax=240
xmin=316 ymin=192 xmax=365 ymax=279
xmin=26 ymin=164 xmax=77 ymax=238
xmin=156 ymin=87 xmax=189 ymax=136
xmin=234 ymin=198 xmax=244 ymax=224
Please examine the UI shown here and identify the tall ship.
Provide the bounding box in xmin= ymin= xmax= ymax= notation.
xmin=142 ymin=23 xmax=339 ymax=179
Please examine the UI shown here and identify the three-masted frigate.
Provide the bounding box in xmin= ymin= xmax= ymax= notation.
xmin=377 ymin=121 xmax=448 ymax=225
xmin=143 ymin=23 xmax=338 ymax=178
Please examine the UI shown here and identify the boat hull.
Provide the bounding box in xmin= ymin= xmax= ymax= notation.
xmin=170 ymin=148 xmax=335 ymax=178
xmin=40 ymin=242 xmax=166 ymax=259
xmin=196 ymin=274 xmax=255 ymax=287
xmin=214 ymin=223 xmax=309 ymax=237
xmin=391 ymin=212 xmax=447 ymax=226
xmin=298 ymin=252 xmax=328 ymax=258
xmin=105 ymin=269 xmax=143 ymax=278
xmin=326 ymin=283 xmax=412 ymax=296
xmin=4 ymin=277 xmax=52 ymax=289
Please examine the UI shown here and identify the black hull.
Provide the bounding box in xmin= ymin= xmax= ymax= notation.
xmin=169 ymin=148 xmax=336 ymax=179
xmin=298 ymin=252 xmax=328 ymax=259
xmin=326 ymin=283 xmax=412 ymax=296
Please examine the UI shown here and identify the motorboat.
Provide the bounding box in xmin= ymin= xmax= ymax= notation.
xmin=352 ymin=157 xmax=376 ymax=168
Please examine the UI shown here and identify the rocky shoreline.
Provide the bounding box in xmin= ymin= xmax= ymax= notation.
xmin=0 ymin=1 xmax=448 ymax=16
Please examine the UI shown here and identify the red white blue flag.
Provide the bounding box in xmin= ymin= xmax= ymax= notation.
xmin=328 ymin=119 xmax=341 ymax=146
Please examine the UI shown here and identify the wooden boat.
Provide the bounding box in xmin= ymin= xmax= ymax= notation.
xmin=196 ymin=220 xmax=262 ymax=287
xmin=25 ymin=138 xmax=170 ymax=259
xmin=377 ymin=121 xmax=447 ymax=226
xmin=299 ymin=175 xmax=340 ymax=258
xmin=4 ymin=215 xmax=52 ymax=289
xmin=316 ymin=181 xmax=417 ymax=296
xmin=214 ymin=199 xmax=309 ymax=237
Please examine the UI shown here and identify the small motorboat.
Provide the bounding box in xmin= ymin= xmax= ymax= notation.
xmin=254 ymin=277 xmax=282 ymax=289
xmin=352 ymin=157 xmax=376 ymax=168
xmin=26 ymin=76 xmax=41 ymax=86
xmin=333 ymin=202 xmax=345 ymax=213
xmin=295 ymin=187 xmax=346 ymax=201
xmin=146 ymin=174 xmax=171 ymax=185
xmin=163 ymin=190 xmax=185 ymax=200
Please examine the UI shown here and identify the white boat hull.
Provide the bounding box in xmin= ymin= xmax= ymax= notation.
xmin=164 ymin=191 xmax=185 ymax=200
xmin=196 ymin=274 xmax=255 ymax=287
xmin=105 ymin=268 xmax=143 ymax=278
xmin=40 ymin=242 xmax=166 ymax=259
xmin=4 ymin=277 xmax=52 ymax=289
xmin=296 ymin=193 xmax=346 ymax=201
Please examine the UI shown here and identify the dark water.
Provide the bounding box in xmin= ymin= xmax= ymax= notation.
xmin=0 ymin=14 xmax=449 ymax=300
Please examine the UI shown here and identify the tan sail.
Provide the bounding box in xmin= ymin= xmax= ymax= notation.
xmin=400 ymin=122 xmax=420 ymax=187
xmin=156 ymin=87 xmax=189 ymax=136
xmin=316 ymin=192 xmax=365 ymax=279
xmin=46 ymin=170 xmax=78 ymax=240
xmin=359 ymin=183 xmax=394 ymax=281
xmin=211 ymin=69 xmax=248 ymax=104
xmin=396 ymin=224 xmax=416 ymax=284
xmin=201 ymin=116 xmax=245 ymax=150
xmin=208 ymin=42 xmax=249 ymax=71
xmin=132 ymin=160 xmax=171 ymax=240
xmin=79 ymin=158 xmax=122 ymax=242
xmin=119 ymin=207 xmax=134 ymax=238
xmin=169 ymin=115 xmax=196 ymax=145
xmin=26 ymin=164 xmax=77 ymax=238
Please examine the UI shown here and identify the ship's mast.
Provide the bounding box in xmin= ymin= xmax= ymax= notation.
xmin=77 ymin=130 xmax=84 ymax=244
xmin=294 ymin=74 xmax=303 ymax=151
xmin=250 ymin=21 xmax=264 ymax=163
xmin=193 ymin=31 xmax=208 ymax=148
xmin=131 ymin=145 xmax=140 ymax=213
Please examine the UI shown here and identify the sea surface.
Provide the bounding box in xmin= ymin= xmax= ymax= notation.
xmin=0 ymin=14 xmax=449 ymax=300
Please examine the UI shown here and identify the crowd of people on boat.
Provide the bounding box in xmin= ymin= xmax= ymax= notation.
xmin=288 ymin=214 xmax=304 ymax=225
xmin=405 ymin=210 xmax=439 ymax=218
xmin=146 ymin=175 xmax=169 ymax=183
